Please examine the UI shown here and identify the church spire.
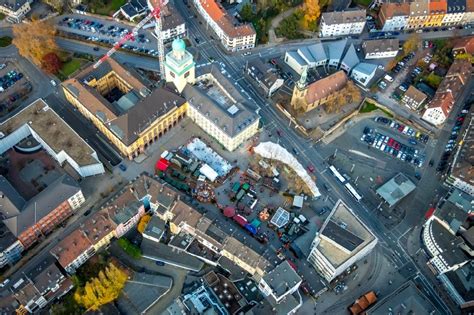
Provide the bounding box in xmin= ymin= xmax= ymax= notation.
xmin=297 ymin=66 xmax=308 ymax=90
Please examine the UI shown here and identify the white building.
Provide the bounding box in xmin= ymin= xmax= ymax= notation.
xmin=284 ymin=51 xmax=308 ymax=75
xmin=350 ymin=63 xmax=377 ymax=87
xmin=422 ymin=217 xmax=470 ymax=275
xmin=319 ymin=9 xmax=366 ymax=38
xmin=308 ymin=200 xmax=378 ymax=282
xmin=259 ymin=260 xmax=302 ymax=303
xmin=0 ymin=99 xmax=105 ymax=178
xmin=422 ymin=92 xmax=453 ymax=126
xmin=442 ymin=4 xmax=465 ymax=26
xmin=362 ymin=39 xmax=400 ymax=59
xmin=0 ymin=0 xmax=31 ymax=23
xmin=193 ymin=0 xmax=256 ymax=51
xmin=246 ymin=59 xmax=284 ymax=97
xmin=164 ymin=38 xmax=195 ymax=93
xmin=160 ymin=5 xmax=186 ymax=42
xmin=379 ymin=2 xmax=410 ymax=32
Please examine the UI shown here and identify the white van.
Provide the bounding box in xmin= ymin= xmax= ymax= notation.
xmin=384 ymin=74 xmax=394 ymax=82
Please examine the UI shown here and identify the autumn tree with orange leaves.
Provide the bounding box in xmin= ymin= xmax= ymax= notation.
xmin=12 ymin=20 xmax=58 ymax=66
xmin=301 ymin=0 xmax=320 ymax=30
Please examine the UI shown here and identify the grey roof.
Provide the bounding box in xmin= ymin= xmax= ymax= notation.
xmin=352 ymin=62 xmax=378 ymax=76
xmin=322 ymin=220 xmax=364 ymax=251
xmin=287 ymin=50 xmax=308 ymax=67
xmin=0 ymin=0 xmax=27 ymax=11
xmin=143 ymin=215 xmax=166 ymax=240
xmin=298 ymin=47 xmax=315 ymax=64
xmin=447 ymin=0 xmax=466 ymax=13
xmin=117 ymin=272 xmax=172 ymax=314
xmin=435 ymin=200 xmax=470 ymax=233
xmin=110 ymin=87 xmax=186 ymax=145
xmin=366 ymin=281 xmax=440 ymax=315
xmin=264 ymin=292 xmax=302 ymax=315
xmin=444 ymin=261 xmax=474 ymax=303
xmin=0 ymin=222 xmax=17 ymax=252
xmin=292 ymin=220 xmax=319 ymax=258
xmin=363 ymin=38 xmax=400 ymax=55
xmin=1 ymin=175 xmax=81 ymax=236
xmin=162 ymin=4 xmax=185 ymax=30
xmin=0 ymin=176 xmax=25 ymax=218
xmin=182 ymin=66 xmax=258 ymax=138
xmin=430 ymin=219 xmax=469 ymax=267
xmin=376 ymin=173 xmax=416 ymax=207
xmin=307 ymin=43 xmax=328 ymax=63
xmin=262 ymin=260 xmax=301 ymax=299
xmin=341 ymin=44 xmax=360 ymax=71
xmin=327 ymin=39 xmax=348 ymax=62
xmin=247 ymin=58 xmax=281 ymax=90
xmin=446 ymin=188 xmax=473 ymax=213
xmin=24 ymin=256 xmax=64 ymax=295
xmin=321 ymin=9 xmax=366 ymax=25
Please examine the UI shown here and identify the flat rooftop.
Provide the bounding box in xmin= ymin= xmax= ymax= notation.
xmin=376 ymin=173 xmax=416 ymax=207
xmin=366 ymin=281 xmax=440 ymax=315
xmin=319 ymin=200 xmax=377 ymax=268
xmin=0 ymin=99 xmax=98 ymax=166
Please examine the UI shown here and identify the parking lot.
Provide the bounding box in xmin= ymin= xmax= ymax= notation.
xmin=0 ymin=61 xmax=32 ymax=118
xmin=56 ymin=15 xmax=158 ymax=56
xmin=326 ymin=115 xmax=435 ymax=218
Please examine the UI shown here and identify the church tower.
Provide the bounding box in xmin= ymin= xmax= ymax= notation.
xmin=164 ymin=38 xmax=195 ymax=93
xmin=290 ymin=66 xmax=308 ymax=110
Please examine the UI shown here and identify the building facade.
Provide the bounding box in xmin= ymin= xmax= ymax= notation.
xmin=291 ymin=69 xmax=348 ymax=112
xmin=307 ymin=200 xmax=378 ymax=282
xmin=379 ymin=2 xmax=410 ymax=31
xmin=165 ymin=39 xmax=196 ymax=93
xmin=18 ymin=188 xmax=85 ymax=249
xmin=362 ymin=39 xmax=399 ymax=59
xmin=406 ymin=0 xmax=430 ymax=29
xmin=192 ymin=0 xmax=256 ymax=51
xmin=319 ymin=10 xmax=366 ymax=37
xmin=401 ymin=85 xmax=427 ymax=110
xmin=62 ymin=59 xmax=188 ymax=160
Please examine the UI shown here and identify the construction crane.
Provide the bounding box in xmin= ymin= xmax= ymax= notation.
xmin=93 ymin=0 xmax=168 ymax=76
xmin=148 ymin=0 xmax=167 ymax=76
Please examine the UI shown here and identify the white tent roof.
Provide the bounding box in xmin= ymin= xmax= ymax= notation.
xmin=199 ymin=164 xmax=218 ymax=182
xmin=254 ymin=142 xmax=321 ymax=197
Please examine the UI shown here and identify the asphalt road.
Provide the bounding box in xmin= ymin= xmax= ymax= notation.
xmin=1 ymin=10 xmax=468 ymax=314
xmin=171 ymin=3 xmax=453 ymax=313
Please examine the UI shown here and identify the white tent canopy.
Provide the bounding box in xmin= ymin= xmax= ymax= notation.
xmin=254 ymin=142 xmax=321 ymax=197
xmin=199 ymin=164 xmax=218 ymax=182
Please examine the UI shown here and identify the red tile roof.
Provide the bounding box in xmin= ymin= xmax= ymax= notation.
xmin=427 ymin=92 xmax=454 ymax=116
xmin=305 ymin=71 xmax=348 ymax=105
xmin=429 ymin=0 xmax=447 ymax=13
xmin=453 ymin=36 xmax=474 ymax=55
xmin=379 ymin=2 xmax=410 ymax=24
xmin=50 ymin=229 xmax=92 ymax=269
xmin=199 ymin=0 xmax=255 ymax=38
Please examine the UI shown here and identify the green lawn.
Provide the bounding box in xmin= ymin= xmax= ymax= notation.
xmin=117 ymin=238 xmax=142 ymax=259
xmin=59 ymin=58 xmax=83 ymax=79
xmin=89 ymin=0 xmax=127 ymax=16
xmin=360 ymin=101 xmax=394 ymax=117
xmin=0 ymin=13 xmax=5 ymax=21
xmin=0 ymin=36 xmax=12 ymax=47
xmin=354 ymin=0 xmax=372 ymax=7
